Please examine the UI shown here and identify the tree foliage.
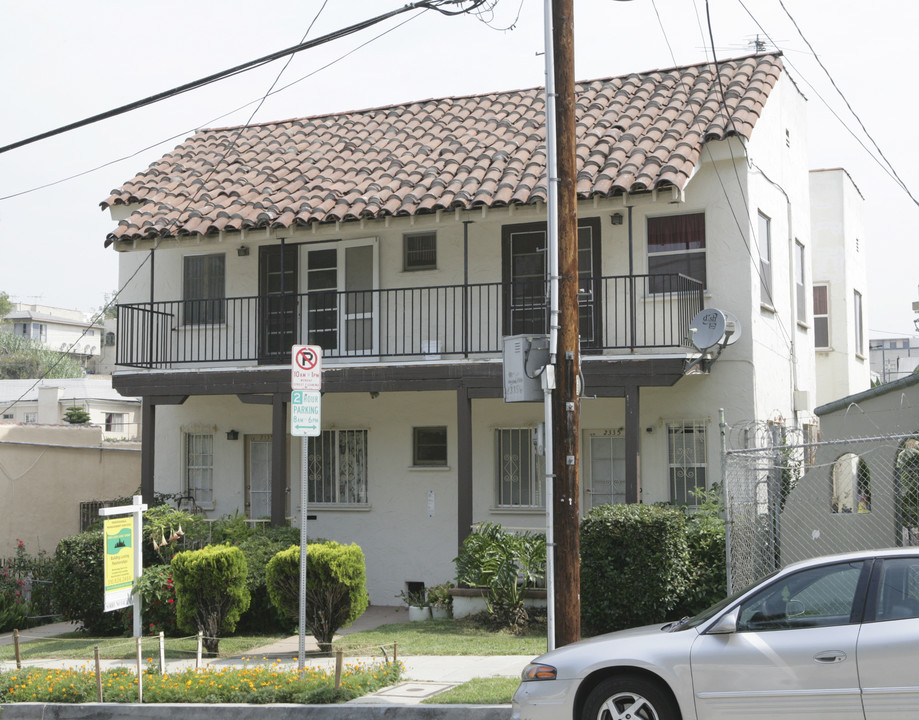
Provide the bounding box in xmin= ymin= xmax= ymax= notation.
xmin=0 ymin=331 xmax=83 ymax=379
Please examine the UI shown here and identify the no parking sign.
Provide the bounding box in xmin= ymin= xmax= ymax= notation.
xmin=291 ymin=345 xmax=321 ymax=390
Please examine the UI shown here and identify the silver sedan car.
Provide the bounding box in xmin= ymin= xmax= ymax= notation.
xmin=512 ymin=548 xmax=919 ymax=720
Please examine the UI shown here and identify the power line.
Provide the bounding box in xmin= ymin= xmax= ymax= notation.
xmin=0 ymin=0 xmax=489 ymax=156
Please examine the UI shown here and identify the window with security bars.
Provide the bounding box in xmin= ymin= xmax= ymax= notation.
xmin=183 ymin=253 xmax=226 ymax=324
xmin=495 ymin=428 xmax=544 ymax=508
xmin=185 ymin=433 xmax=214 ymax=505
xmin=667 ymin=422 xmax=707 ymax=505
xmin=307 ymin=429 xmax=368 ymax=504
xmin=403 ymin=232 xmax=437 ymax=271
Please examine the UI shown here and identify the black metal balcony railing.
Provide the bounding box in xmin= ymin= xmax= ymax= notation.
xmin=116 ymin=274 xmax=703 ymax=369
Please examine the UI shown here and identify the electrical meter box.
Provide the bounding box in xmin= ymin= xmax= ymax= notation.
xmin=503 ymin=334 xmax=549 ymax=402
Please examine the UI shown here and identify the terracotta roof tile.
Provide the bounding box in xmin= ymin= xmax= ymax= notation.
xmin=102 ymin=54 xmax=783 ymax=244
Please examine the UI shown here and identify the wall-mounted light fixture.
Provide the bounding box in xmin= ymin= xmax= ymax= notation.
xmin=370 ymin=391 xmax=380 ymax=399
xmin=610 ymin=213 xmax=624 ymax=226
xmin=237 ymin=245 xmax=250 ymax=257
xmin=226 ymin=429 xmax=239 ymax=440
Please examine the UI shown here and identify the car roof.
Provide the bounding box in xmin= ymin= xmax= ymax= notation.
xmin=781 ymin=547 xmax=919 ymax=574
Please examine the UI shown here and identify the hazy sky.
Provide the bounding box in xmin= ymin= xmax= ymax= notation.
xmin=1 ymin=0 xmax=916 ymax=338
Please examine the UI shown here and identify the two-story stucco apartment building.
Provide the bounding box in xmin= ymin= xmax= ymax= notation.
xmin=101 ymin=53 xmax=869 ymax=603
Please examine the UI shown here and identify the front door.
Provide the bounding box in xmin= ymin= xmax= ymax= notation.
xmin=259 ymin=244 xmax=298 ymax=363
xmin=585 ymin=431 xmax=625 ymax=508
xmin=245 ymin=434 xmax=272 ymax=520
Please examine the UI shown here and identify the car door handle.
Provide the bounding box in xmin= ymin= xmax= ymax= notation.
xmin=814 ymin=651 xmax=847 ymax=664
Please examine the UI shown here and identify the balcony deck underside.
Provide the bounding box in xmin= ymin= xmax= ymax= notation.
xmin=112 ymin=355 xmax=689 ymax=400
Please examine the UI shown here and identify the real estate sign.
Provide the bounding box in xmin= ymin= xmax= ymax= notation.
xmin=103 ymin=516 xmax=135 ymax=612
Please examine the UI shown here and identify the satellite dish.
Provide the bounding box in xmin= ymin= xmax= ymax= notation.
xmin=690 ymin=309 xmax=726 ymax=351
xmin=722 ymin=311 xmax=742 ymax=346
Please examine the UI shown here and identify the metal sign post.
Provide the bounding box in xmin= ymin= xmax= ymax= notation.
xmin=291 ymin=345 xmax=322 ymax=674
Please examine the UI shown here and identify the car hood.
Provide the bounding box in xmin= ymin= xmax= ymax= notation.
xmin=530 ymin=622 xmax=698 ymax=680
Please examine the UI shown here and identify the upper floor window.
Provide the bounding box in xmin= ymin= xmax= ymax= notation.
xmin=795 ymin=240 xmax=806 ymax=322
xmin=495 ymin=427 xmax=544 ymax=509
xmin=23 ymin=412 xmax=36 ymax=424
xmin=307 ymin=429 xmax=368 ymax=505
xmin=853 ymin=290 xmax=864 ymax=356
xmin=105 ymin=413 xmax=126 ymax=432
xmin=813 ymin=285 xmax=829 ymax=348
xmin=183 ymin=254 xmax=226 ymax=325
xmin=667 ymin=421 xmax=707 ymax=505
xmin=647 ymin=213 xmax=706 ymax=292
xmin=758 ymin=211 xmax=772 ymax=305
xmin=403 ymin=232 xmax=437 ymax=271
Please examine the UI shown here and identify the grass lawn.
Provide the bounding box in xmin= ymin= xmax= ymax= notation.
xmin=0 ymin=632 xmax=282 ymax=661
xmin=423 ymin=677 xmax=520 ymax=704
xmin=333 ymin=618 xmax=549 ymax=656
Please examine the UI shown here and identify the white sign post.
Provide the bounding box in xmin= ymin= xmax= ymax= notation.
xmin=291 ymin=345 xmax=321 ymax=674
xmin=99 ymin=495 xmax=147 ymax=638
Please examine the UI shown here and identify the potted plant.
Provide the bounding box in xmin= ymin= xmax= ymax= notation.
xmin=397 ymin=588 xmax=430 ymax=621
xmin=427 ymin=582 xmax=455 ymax=620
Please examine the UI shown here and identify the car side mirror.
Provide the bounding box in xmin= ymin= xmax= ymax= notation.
xmin=707 ymin=607 xmax=739 ymax=635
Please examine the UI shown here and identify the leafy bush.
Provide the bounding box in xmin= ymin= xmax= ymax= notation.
xmin=454 ymin=522 xmax=545 ymax=630
xmin=208 ymin=511 xmax=257 ymax=546
xmin=50 ymin=530 xmax=126 ymax=635
xmin=266 ymin=542 xmax=369 ymax=651
xmin=1 ymin=539 xmax=54 ymax=630
xmin=674 ymin=488 xmax=727 ymax=616
xmin=171 ymin=545 xmax=250 ymax=655
xmin=235 ymin=534 xmax=298 ymax=634
xmin=580 ymin=504 xmax=690 ymax=634
xmin=130 ymin=564 xmax=178 ymax=636
xmin=0 ymin=562 xmax=27 ymax=632
xmin=143 ymin=505 xmax=208 ymax=565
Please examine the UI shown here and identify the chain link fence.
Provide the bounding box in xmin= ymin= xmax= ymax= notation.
xmin=723 ymin=422 xmax=919 ymax=593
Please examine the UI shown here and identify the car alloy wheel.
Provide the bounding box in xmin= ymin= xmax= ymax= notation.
xmin=583 ymin=675 xmax=678 ymax=720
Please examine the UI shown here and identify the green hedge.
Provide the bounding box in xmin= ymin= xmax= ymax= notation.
xmin=580 ymin=504 xmax=690 ymax=634
xmin=266 ymin=542 xmax=369 ymax=651
xmin=171 ymin=545 xmax=250 ymax=655
xmin=50 ymin=530 xmax=125 ymax=635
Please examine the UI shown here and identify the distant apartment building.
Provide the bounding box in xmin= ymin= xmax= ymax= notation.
xmin=2 ymin=302 xmax=104 ymax=369
xmin=870 ymin=337 xmax=919 ymax=384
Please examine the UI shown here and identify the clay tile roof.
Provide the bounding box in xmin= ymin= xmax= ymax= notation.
xmin=102 ymin=53 xmax=783 ymax=245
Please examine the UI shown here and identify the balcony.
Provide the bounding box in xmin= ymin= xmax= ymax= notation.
xmin=116 ymin=274 xmax=703 ymax=370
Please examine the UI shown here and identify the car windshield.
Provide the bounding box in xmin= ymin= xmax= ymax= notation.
xmin=671 ymin=569 xmax=782 ymax=631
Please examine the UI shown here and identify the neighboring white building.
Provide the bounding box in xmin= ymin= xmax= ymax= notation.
xmin=2 ymin=302 xmax=103 ymax=368
xmin=809 ymin=168 xmax=872 ymax=405
xmin=870 ymin=336 xmax=919 ymax=384
xmin=99 ymin=54 xmax=866 ymax=603
xmin=0 ymin=377 xmax=141 ymax=440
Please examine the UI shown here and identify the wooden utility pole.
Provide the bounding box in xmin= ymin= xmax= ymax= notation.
xmin=551 ymin=0 xmax=581 ymax=648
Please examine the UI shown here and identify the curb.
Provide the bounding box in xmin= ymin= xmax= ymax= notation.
xmin=0 ymin=703 xmax=513 ymax=720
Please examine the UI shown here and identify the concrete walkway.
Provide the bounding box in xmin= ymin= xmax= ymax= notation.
xmin=0 ymin=608 xmax=537 ymax=706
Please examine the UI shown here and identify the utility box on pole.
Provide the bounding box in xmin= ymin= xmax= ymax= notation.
xmin=503 ymin=335 xmax=550 ymax=403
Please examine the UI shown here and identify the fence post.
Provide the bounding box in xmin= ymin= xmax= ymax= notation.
xmin=136 ymin=636 xmax=143 ymax=703
xmin=334 ymin=650 xmax=343 ymax=689
xmin=94 ymin=646 xmax=103 ymax=702
xmin=13 ymin=629 xmax=21 ymax=670
xmin=159 ymin=631 xmax=166 ymax=674
xmin=196 ymin=631 xmax=203 ymax=669
xmin=719 ymin=408 xmax=733 ymax=594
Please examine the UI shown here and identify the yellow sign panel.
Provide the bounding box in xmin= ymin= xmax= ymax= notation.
xmin=103 ymin=516 xmax=135 ymax=611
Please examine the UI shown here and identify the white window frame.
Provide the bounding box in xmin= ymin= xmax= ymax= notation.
xmin=646 ymin=213 xmax=707 ymax=292
xmin=758 ymin=211 xmax=772 ymax=305
xmin=794 ymin=240 xmax=806 ymax=323
xmin=667 ymin=421 xmax=708 ymax=506
xmin=854 ymin=289 xmax=864 ymax=357
xmin=412 ymin=426 xmax=448 ymax=467
xmin=813 ymin=284 xmax=830 ymax=349
xmin=495 ymin=427 xmax=544 ymax=509
xmin=105 ymin=413 xmax=125 ymax=432
xmin=184 ymin=432 xmax=214 ymax=506
xmin=306 ymin=429 xmax=369 ymax=505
